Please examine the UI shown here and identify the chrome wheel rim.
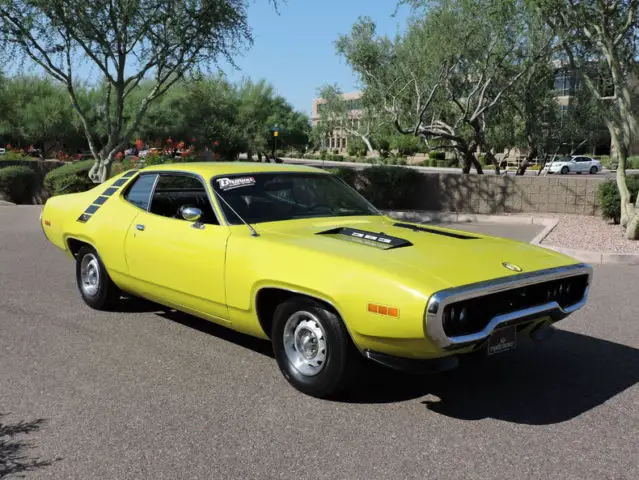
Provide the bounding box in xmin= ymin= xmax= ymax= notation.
xmin=80 ymin=254 xmax=100 ymax=297
xmin=283 ymin=311 xmax=328 ymax=377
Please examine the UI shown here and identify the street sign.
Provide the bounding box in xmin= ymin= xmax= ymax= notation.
xmin=274 ymin=131 xmax=279 ymax=137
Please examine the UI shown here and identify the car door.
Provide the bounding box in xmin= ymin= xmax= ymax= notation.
xmin=573 ymin=156 xmax=588 ymax=172
xmin=123 ymin=172 xmax=231 ymax=324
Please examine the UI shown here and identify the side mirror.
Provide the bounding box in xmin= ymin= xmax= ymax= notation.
xmin=180 ymin=206 xmax=202 ymax=222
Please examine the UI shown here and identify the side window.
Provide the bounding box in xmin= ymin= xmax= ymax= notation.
xmin=149 ymin=174 xmax=219 ymax=225
xmin=124 ymin=174 xmax=157 ymax=210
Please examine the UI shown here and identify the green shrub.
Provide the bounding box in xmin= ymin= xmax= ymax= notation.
xmin=428 ymin=151 xmax=446 ymax=161
xmin=598 ymin=176 xmax=639 ymax=224
xmin=445 ymin=157 xmax=459 ymax=168
xmin=390 ymin=135 xmax=420 ymax=157
xmin=347 ymin=138 xmax=367 ymax=157
xmin=43 ymin=159 xmax=94 ymax=196
xmin=330 ymin=167 xmax=358 ymax=186
xmin=0 ymin=150 xmax=35 ymax=162
xmin=0 ymin=166 xmax=37 ymax=203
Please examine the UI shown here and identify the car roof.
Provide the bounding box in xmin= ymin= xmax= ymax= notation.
xmin=137 ymin=161 xmax=328 ymax=177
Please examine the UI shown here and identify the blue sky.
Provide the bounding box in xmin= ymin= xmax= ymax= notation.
xmin=218 ymin=0 xmax=411 ymax=115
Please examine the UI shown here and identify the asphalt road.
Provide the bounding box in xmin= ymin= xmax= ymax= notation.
xmin=432 ymin=222 xmax=545 ymax=243
xmin=1 ymin=206 xmax=637 ymax=480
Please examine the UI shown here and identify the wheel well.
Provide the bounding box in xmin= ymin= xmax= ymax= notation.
xmin=255 ymin=288 xmax=339 ymax=338
xmin=66 ymin=238 xmax=91 ymax=257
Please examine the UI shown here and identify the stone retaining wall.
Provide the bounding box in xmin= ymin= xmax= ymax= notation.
xmin=409 ymin=172 xmax=605 ymax=215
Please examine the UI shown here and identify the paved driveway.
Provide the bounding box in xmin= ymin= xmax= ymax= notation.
xmin=432 ymin=221 xmax=544 ymax=243
xmin=1 ymin=206 xmax=637 ymax=479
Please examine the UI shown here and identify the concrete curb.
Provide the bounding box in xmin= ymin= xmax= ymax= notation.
xmin=384 ymin=209 xmax=639 ymax=266
xmin=0 ymin=200 xmax=16 ymax=206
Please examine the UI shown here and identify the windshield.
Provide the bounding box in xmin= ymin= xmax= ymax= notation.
xmin=210 ymin=172 xmax=381 ymax=225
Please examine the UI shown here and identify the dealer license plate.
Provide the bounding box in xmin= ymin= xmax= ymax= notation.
xmin=487 ymin=326 xmax=517 ymax=355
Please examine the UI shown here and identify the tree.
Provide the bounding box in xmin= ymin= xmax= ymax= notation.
xmin=0 ymin=75 xmax=82 ymax=155
xmin=0 ymin=0 xmax=278 ymax=182
xmin=234 ymin=78 xmax=310 ymax=159
xmin=536 ymin=0 xmax=639 ymax=239
xmin=337 ymin=1 xmax=532 ymax=174
xmin=315 ymin=84 xmax=383 ymax=155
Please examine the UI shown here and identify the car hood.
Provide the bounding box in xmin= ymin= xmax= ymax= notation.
xmin=255 ymin=215 xmax=579 ymax=291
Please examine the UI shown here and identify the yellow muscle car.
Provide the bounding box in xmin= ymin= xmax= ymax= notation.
xmin=40 ymin=162 xmax=593 ymax=398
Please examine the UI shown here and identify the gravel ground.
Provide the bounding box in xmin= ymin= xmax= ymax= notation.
xmin=537 ymin=214 xmax=639 ymax=254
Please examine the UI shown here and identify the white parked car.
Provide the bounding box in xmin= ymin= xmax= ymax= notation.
xmin=546 ymin=155 xmax=602 ymax=174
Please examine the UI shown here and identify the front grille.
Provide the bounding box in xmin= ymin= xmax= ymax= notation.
xmin=442 ymin=274 xmax=589 ymax=337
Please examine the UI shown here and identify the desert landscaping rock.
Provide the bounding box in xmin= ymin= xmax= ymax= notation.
xmin=539 ymin=213 xmax=639 ymax=254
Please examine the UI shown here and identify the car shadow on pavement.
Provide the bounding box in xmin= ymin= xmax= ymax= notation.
xmin=155 ymin=308 xmax=275 ymax=359
xmin=0 ymin=413 xmax=59 ymax=478
xmin=338 ymin=330 xmax=639 ymax=425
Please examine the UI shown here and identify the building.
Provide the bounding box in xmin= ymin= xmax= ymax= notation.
xmin=311 ymin=91 xmax=364 ymax=153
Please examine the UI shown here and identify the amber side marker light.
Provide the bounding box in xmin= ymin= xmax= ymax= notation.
xmin=368 ymin=303 xmax=399 ymax=317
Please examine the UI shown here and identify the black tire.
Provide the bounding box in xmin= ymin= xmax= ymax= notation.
xmin=271 ymin=296 xmax=361 ymax=398
xmin=590 ymin=166 xmax=598 ymax=174
xmin=75 ymin=245 xmax=120 ymax=310
xmin=561 ymin=166 xmax=569 ymax=174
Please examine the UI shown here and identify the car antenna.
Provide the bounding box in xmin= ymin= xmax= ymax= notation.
xmin=211 ymin=188 xmax=260 ymax=237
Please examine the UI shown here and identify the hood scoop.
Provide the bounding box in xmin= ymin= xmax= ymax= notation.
xmin=316 ymin=227 xmax=412 ymax=250
xmin=392 ymin=222 xmax=478 ymax=240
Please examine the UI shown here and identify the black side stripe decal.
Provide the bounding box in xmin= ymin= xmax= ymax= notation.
xmin=76 ymin=170 xmax=138 ymax=223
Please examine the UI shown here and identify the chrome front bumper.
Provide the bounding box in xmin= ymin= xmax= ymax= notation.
xmin=424 ymin=263 xmax=593 ymax=350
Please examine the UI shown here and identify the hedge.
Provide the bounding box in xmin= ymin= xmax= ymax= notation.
xmin=598 ymin=177 xmax=639 ymax=224
xmin=43 ymin=159 xmax=95 ymax=196
xmin=0 ymin=166 xmax=37 ymax=203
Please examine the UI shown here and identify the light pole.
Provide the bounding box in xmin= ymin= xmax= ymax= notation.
xmin=271 ymin=124 xmax=280 ymax=159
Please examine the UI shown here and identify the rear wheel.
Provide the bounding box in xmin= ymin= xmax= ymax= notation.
xmin=590 ymin=166 xmax=598 ymax=174
xmin=75 ymin=246 xmax=120 ymax=310
xmin=271 ymin=297 xmax=360 ymax=398
xmin=561 ymin=166 xmax=569 ymax=174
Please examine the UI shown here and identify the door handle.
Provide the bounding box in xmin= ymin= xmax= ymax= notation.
xmin=135 ymin=224 xmax=145 ymax=231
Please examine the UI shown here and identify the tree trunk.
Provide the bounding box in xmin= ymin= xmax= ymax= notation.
xmin=362 ymin=136 xmax=375 ymax=155
xmin=610 ymin=129 xmax=633 ymax=228
xmin=516 ymin=147 xmax=537 ymax=176
xmin=461 ymin=149 xmax=473 ymax=173
xmin=484 ymin=149 xmax=500 ymax=175
xmin=88 ymin=155 xmax=114 ymax=183
xmin=471 ymin=154 xmax=484 ymax=174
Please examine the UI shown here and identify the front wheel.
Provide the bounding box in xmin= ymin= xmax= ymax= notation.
xmin=271 ymin=297 xmax=360 ymax=398
xmin=75 ymin=245 xmax=121 ymax=310
xmin=561 ymin=166 xmax=569 ymax=174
